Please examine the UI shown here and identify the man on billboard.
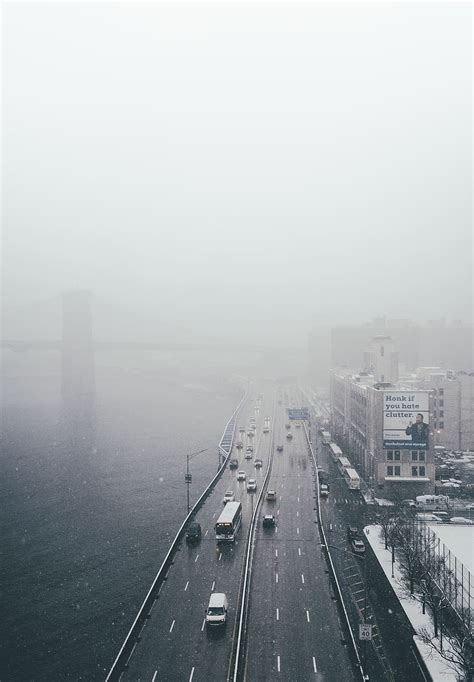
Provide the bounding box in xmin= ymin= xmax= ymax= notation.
xmin=405 ymin=413 xmax=429 ymax=446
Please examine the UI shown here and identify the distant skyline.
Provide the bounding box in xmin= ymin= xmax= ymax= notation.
xmin=3 ymin=3 xmax=472 ymax=346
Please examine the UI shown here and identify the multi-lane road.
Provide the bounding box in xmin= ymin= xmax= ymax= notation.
xmin=120 ymin=386 xmax=358 ymax=681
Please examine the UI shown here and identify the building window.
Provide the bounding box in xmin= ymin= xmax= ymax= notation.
xmin=394 ymin=450 xmax=400 ymax=461
xmin=439 ymin=388 xmax=444 ymax=396
xmin=387 ymin=466 xmax=393 ymax=476
xmin=419 ymin=452 xmax=425 ymax=462
xmin=419 ymin=466 xmax=426 ymax=477
xmin=411 ymin=452 xmax=418 ymax=461
xmin=387 ymin=451 xmax=394 ymax=461
xmin=439 ymin=421 xmax=444 ymax=429
xmin=439 ymin=399 xmax=444 ymax=407
xmin=394 ymin=466 xmax=401 ymax=476
xmin=412 ymin=467 xmax=418 ymax=477
xmin=433 ymin=410 xmax=437 ymax=418
xmin=439 ymin=410 xmax=444 ymax=418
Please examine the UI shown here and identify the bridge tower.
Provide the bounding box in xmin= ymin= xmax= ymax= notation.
xmin=61 ymin=291 xmax=95 ymax=403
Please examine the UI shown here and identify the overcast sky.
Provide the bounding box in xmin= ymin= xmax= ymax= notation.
xmin=3 ymin=2 xmax=472 ymax=343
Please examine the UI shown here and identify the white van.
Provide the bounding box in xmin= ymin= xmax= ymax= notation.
xmin=205 ymin=593 xmax=228 ymax=626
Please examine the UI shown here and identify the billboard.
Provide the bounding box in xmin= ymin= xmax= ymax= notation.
xmin=383 ymin=391 xmax=430 ymax=450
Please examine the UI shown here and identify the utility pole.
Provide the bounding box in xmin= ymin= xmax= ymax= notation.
xmin=185 ymin=448 xmax=209 ymax=513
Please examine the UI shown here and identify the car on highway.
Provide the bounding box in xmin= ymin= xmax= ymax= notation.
xmin=262 ymin=514 xmax=276 ymax=528
xmin=320 ymin=484 xmax=329 ymax=497
xmin=276 ymin=445 xmax=283 ymax=452
xmin=286 ymin=432 xmax=293 ymax=440
xmin=247 ymin=479 xmax=257 ymax=492
xmin=229 ymin=458 xmax=239 ymax=469
xmin=237 ymin=470 xmax=246 ymax=481
xmin=235 ymin=441 xmax=243 ymax=450
xmin=347 ymin=526 xmax=360 ymax=541
xmin=185 ymin=521 xmax=202 ymax=544
xmin=223 ymin=490 xmax=235 ymax=504
xmin=245 ymin=451 xmax=253 ymax=460
xmin=247 ymin=431 xmax=254 ymax=438
xmin=266 ymin=490 xmax=276 ymax=501
xmin=449 ymin=517 xmax=474 ymax=525
xmin=254 ymin=458 xmax=263 ymax=468
xmin=205 ymin=593 xmax=228 ymax=627
xmin=285 ymin=423 xmax=291 ymax=430
xmin=351 ymin=539 xmax=366 ymax=555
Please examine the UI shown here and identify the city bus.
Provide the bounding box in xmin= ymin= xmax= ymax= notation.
xmin=320 ymin=429 xmax=332 ymax=444
xmin=215 ymin=501 xmax=242 ymax=543
xmin=329 ymin=442 xmax=343 ymax=461
xmin=343 ymin=467 xmax=361 ymax=490
xmin=337 ymin=456 xmax=352 ymax=476
xmin=415 ymin=495 xmax=452 ymax=511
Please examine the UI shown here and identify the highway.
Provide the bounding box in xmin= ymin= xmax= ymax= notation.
xmin=244 ymin=397 xmax=355 ymax=681
xmin=123 ymin=388 xmax=276 ymax=681
xmin=315 ymin=432 xmax=427 ymax=682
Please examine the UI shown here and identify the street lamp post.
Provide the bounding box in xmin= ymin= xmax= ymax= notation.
xmin=185 ymin=448 xmax=210 ymax=513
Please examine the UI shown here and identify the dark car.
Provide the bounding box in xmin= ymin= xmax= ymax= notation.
xmin=263 ymin=514 xmax=276 ymax=528
xmin=229 ymin=459 xmax=239 ymax=469
xmin=186 ymin=521 xmax=202 ymax=543
xmin=254 ymin=459 xmax=263 ymax=468
xmin=347 ymin=526 xmax=360 ymax=541
xmin=276 ymin=445 xmax=283 ymax=452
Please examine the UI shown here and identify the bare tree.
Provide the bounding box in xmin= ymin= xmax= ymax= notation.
xmin=418 ymin=626 xmax=474 ymax=682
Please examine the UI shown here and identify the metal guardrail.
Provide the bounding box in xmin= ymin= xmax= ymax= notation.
xmin=303 ymin=423 xmax=366 ymax=682
xmin=105 ymin=390 xmax=247 ymax=681
xmin=229 ymin=400 xmax=277 ymax=682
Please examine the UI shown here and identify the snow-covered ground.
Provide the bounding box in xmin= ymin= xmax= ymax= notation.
xmin=427 ymin=524 xmax=474 ymax=571
xmin=365 ymin=525 xmax=460 ymax=681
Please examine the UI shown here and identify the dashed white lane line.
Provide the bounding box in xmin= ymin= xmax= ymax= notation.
xmin=276 ymin=608 xmax=280 ymax=621
xmin=152 ymin=671 xmax=158 ymax=682
xmin=312 ymin=656 xmax=318 ymax=673
xmin=296 ymin=527 xmax=300 ymax=535
xmin=195 ymin=554 xmax=199 ymax=563
xmin=184 ymin=581 xmax=189 ymax=591
xmin=277 ymin=655 xmax=281 ymax=672
xmin=204 ymin=530 xmax=209 ymax=537
xmin=211 ymin=581 xmax=215 ymax=591
xmin=279 ymin=495 xmax=282 ymax=501
xmin=275 ymin=549 xmax=278 ymax=558
xmin=301 ymin=574 xmax=305 ymax=584
xmin=296 ymin=511 xmax=299 ymax=517
xmin=298 ymin=547 xmax=302 ymax=556
xmin=306 ymin=610 xmax=310 ymax=623
xmin=189 ymin=666 xmax=195 ymax=681
xmin=297 ymin=497 xmax=300 ymax=502
xmin=169 ymin=620 xmax=175 ymax=633
xmin=276 ymin=572 xmax=279 ymax=583
xmin=277 ymin=510 xmax=280 ymax=516
xmin=201 ymin=619 xmax=206 ymax=632
xmin=219 ymin=552 xmax=222 ymax=561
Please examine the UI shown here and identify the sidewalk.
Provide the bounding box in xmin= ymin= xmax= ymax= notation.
xmin=364 ymin=524 xmax=458 ymax=682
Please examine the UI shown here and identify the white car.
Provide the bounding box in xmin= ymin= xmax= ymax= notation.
xmin=223 ymin=490 xmax=235 ymax=504
xmin=237 ymin=470 xmax=246 ymax=481
xmin=247 ymin=479 xmax=257 ymax=492
xmin=245 ymin=451 xmax=253 ymax=460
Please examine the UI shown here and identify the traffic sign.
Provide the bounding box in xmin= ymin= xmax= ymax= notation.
xmin=287 ymin=408 xmax=310 ymax=421
xmin=359 ymin=623 xmax=373 ymax=641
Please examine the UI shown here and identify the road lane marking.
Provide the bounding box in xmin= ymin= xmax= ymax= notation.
xmin=296 ymin=527 xmax=300 ymax=535
xmin=211 ymin=581 xmax=215 ymax=591
xmin=301 ymin=574 xmax=305 ymax=584
xmin=279 ymin=495 xmax=282 ymax=501
xmin=297 ymin=511 xmax=299 ymax=517
xmin=189 ymin=667 xmax=195 ymax=681
xmin=277 ymin=655 xmax=281 ymax=672
xmin=219 ymin=552 xmax=222 ymax=561
xmin=277 ymin=510 xmax=280 ymax=516
xmin=170 ymin=620 xmax=175 ymax=632
xmin=204 ymin=530 xmax=208 ymax=537
xmin=195 ymin=554 xmax=199 ymax=563
xmin=152 ymin=671 xmax=158 ymax=681
xmin=297 ymin=497 xmax=300 ymax=502
xmin=276 ymin=572 xmax=279 ymax=583
xmin=275 ymin=549 xmax=278 ymax=557
xmin=312 ymin=656 xmax=318 ymax=672
xmin=276 ymin=608 xmax=279 ymax=620
xmin=306 ymin=610 xmax=310 ymax=622
xmin=201 ymin=619 xmax=206 ymax=631
xmin=298 ymin=547 xmax=302 ymax=556
xmin=184 ymin=581 xmax=189 ymax=591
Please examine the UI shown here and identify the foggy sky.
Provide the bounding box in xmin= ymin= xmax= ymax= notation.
xmin=3 ymin=2 xmax=472 ymax=344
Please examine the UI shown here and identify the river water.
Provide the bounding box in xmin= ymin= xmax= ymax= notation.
xmin=1 ymin=350 xmax=244 ymax=680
